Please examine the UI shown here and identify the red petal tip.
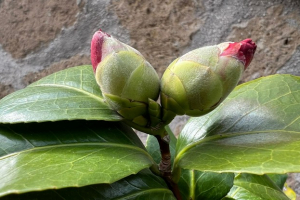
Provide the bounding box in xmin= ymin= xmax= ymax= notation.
xmin=221 ymin=38 xmax=256 ymax=69
xmin=91 ymin=29 xmax=111 ymax=73
xmin=97 ymin=29 xmax=111 ymax=37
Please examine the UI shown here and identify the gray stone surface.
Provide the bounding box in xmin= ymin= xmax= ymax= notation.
xmin=278 ymin=46 xmax=300 ymax=76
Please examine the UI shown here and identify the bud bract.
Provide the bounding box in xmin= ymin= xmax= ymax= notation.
xmin=91 ymin=30 xmax=160 ymax=127
xmin=161 ymin=39 xmax=256 ymax=117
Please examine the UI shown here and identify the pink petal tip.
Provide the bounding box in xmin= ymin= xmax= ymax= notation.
xmin=91 ymin=29 xmax=111 ymax=73
xmin=221 ymin=38 xmax=257 ymax=69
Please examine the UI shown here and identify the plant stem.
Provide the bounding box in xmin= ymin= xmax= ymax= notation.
xmin=155 ymin=134 xmax=182 ymax=200
xmin=123 ymin=119 xmax=166 ymax=136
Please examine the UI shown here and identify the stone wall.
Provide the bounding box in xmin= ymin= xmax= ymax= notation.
xmin=1 ymin=0 xmax=300 ymax=197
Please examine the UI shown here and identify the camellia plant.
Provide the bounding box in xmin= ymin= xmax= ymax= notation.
xmin=0 ymin=29 xmax=298 ymax=200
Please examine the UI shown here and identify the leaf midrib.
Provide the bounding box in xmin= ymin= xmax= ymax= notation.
xmin=174 ymin=129 xmax=300 ymax=167
xmin=236 ymin=182 xmax=283 ymax=195
xmin=0 ymin=143 xmax=156 ymax=184
xmin=233 ymin=182 xmax=287 ymax=199
xmin=29 ymin=84 xmax=104 ymax=103
xmin=0 ymin=143 xmax=152 ymax=161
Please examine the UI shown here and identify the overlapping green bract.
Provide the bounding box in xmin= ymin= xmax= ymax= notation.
xmin=160 ymin=46 xmax=242 ymax=117
xmin=160 ymin=39 xmax=256 ymax=120
xmin=92 ymin=30 xmax=161 ymax=130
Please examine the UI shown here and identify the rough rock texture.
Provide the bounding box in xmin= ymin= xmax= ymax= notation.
xmin=278 ymin=46 xmax=300 ymax=76
xmin=110 ymin=0 xmax=203 ymax=76
xmin=0 ymin=83 xmax=14 ymax=98
xmin=23 ymin=54 xmax=90 ymax=85
xmin=0 ymin=0 xmax=300 ymax=198
xmin=227 ymin=5 xmax=300 ymax=82
xmin=288 ymin=173 xmax=300 ymax=197
xmin=0 ymin=0 xmax=83 ymax=59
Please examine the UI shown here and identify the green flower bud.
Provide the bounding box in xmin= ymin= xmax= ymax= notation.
xmin=161 ymin=39 xmax=256 ymax=117
xmin=91 ymin=30 xmax=160 ymax=127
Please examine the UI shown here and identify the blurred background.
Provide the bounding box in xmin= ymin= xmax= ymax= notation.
xmin=0 ymin=0 xmax=300 ymax=198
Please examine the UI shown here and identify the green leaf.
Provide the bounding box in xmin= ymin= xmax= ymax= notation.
xmin=0 ymin=66 xmax=122 ymax=123
xmin=267 ymin=174 xmax=288 ymax=189
xmin=221 ymin=197 xmax=235 ymax=200
xmin=0 ymin=121 xmax=155 ymax=197
xmin=146 ymin=126 xmax=177 ymax=164
xmin=146 ymin=127 xmax=233 ymax=200
xmin=1 ymin=169 xmax=176 ymax=200
xmin=178 ymin=169 xmax=234 ymax=200
xmin=226 ymin=173 xmax=289 ymax=200
xmin=174 ymin=75 xmax=300 ymax=174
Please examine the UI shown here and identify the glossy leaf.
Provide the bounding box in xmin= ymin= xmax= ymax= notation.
xmin=175 ymin=75 xmax=300 ymax=175
xmin=178 ymin=169 xmax=233 ymax=200
xmin=267 ymin=174 xmax=287 ymax=189
xmin=0 ymin=121 xmax=155 ymax=197
xmin=226 ymin=173 xmax=289 ymax=200
xmin=0 ymin=65 xmax=122 ymax=123
xmin=146 ymin=127 xmax=233 ymax=200
xmin=2 ymin=169 xmax=175 ymax=200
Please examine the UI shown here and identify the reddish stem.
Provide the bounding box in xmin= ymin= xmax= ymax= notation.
xmin=155 ymin=134 xmax=182 ymax=200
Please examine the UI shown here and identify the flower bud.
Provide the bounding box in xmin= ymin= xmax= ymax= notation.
xmin=91 ymin=29 xmax=160 ymax=127
xmin=161 ymin=39 xmax=256 ymax=117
